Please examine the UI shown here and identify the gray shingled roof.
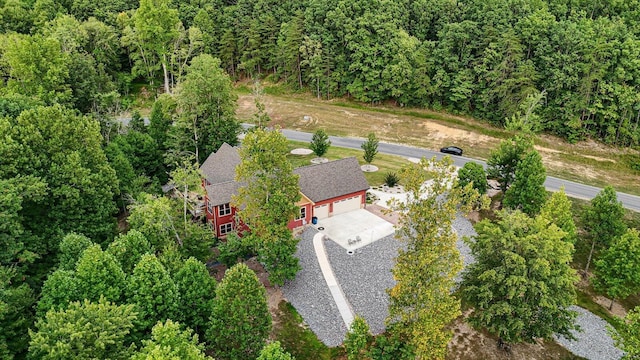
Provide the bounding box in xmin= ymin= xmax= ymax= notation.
xmin=205 ymin=181 xmax=242 ymax=206
xmin=199 ymin=143 xmax=241 ymax=184
xmin=294 ymin=157 xmax=369 ymax=202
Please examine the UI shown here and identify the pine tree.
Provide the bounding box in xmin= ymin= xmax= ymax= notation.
xmin=173 ymin=258 xmax=216 ymax=337
xmin=309 ymin=129 xmax=331 ymax=157
xmin=127 ymin=254 xmax=180 ymax=333
xmin=207 ymin=263 xmax=271 ymax=360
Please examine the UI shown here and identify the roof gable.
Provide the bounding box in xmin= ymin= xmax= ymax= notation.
xmin=199 ymin=143 xmax=241 ymax=184
xmin=294 ymin=157 xmax=369 ymax=202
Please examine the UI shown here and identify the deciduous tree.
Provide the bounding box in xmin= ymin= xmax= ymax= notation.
xmin=611 ymin=306 xmax=640 ymax=359
xmin=582 ymin=186 xmax=626 ymax=273
xmin=593 ymin=229 xmax=640 ymax=310
xmin=345 ymin=315 xmax=371 ymax=360
xmin=75 ymin=244 xmax=126 ymax=303
xmin=539 ymin=187 xmax=577 ymax=244
xmin=457 ymin=162 xmax=488 ymax=194
xmin=486 ymin=136 xmax=533 ymax=193
xmin=132 ymin=320 xmax=212 ymax=360
xmin=57 ymin=233 xmax=94 ymax=271
xmin=207 ymin=263 xmax=271 ymax=360
xmin=106 ymin=230 xmax=154 ymax=275
xmin=28 ymin=298 xmax=136 ymax=360
xmin=503 ymin=149 xmax=547 ymax=216
xmin=462 ymin=210 xmax=578 ymax=344
xmin=387 ymin=156 xmax=487 ymax=359
xmin=257 ymin=342 xmax=294 ymax=360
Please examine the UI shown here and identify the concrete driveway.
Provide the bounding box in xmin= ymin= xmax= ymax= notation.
xmin=315 ymin=209 xmax=395 ymax=251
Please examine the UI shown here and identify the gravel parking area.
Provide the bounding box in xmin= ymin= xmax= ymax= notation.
xmin=554 ymin=306 xmax=624 ymax=360
xmin=281 ymin=228 xmax=348 ymax=347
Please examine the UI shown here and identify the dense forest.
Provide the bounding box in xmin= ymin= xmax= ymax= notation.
xmin=2 ymin=0 xmax=640 ymax=145
xmin=3 ymin=0 xmax=640 ymax=359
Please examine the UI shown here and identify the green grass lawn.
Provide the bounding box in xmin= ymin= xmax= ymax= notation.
xmin=286 ymin=140 xmax=409 ymax=186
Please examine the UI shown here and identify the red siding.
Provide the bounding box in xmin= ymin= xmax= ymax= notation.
xmin=287 ymin=203 xmax=312 ymax=230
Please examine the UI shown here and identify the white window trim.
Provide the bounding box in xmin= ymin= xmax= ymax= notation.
xmin=295 ymin=206 xmax=306 ymax=220
xmin=219 ymin=222 xmax=233 ymax=235
xmin=219 ymin=203 xmax=231 ymax=216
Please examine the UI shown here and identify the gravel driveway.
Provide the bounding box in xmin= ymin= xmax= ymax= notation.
xmin=283 ymin=216 xmax=625 ymax=360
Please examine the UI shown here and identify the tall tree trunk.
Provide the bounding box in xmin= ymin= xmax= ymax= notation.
xmin=609 ymin=297 xmax=614 ymax=310
xmin=585 ymin=238 xmax=596 ymax=274
xmin=183 ymin=184 xmax=188 ymax=234
xmin=162 ymin=58 xmax=171 ymax=95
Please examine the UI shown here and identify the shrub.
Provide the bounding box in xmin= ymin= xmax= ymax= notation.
xmin=384 ymin=172 xmax=400 ymax=187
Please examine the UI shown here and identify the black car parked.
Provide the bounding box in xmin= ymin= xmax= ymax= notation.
xmin=440 ymin=146 xmax=463 ymax=156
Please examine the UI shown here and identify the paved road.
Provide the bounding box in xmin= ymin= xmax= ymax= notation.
xmin=275 ymin=127 xmax=640 ymax=212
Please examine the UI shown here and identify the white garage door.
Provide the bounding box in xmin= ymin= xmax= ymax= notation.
xmin=314 ymin=204 xmax=330 ymax=219
xmin=332 ymin=195 xmax=361 ymax=215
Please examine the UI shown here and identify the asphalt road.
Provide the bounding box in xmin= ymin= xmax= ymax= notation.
xmin=277 ymin=127 xmax=640 ymax=212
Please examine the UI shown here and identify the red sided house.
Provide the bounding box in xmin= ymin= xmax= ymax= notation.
xmin=200 ymin=143 xmax=370 ymax=238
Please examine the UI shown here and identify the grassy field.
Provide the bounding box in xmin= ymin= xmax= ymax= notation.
xmin=236 ymin=86 xmax=640 ymax=196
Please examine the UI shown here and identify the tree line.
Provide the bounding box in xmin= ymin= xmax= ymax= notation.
xmin=3 ymin=0 xmax=640 ymax=146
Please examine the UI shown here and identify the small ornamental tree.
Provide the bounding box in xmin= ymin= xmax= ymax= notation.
xmin=462 ymin=210 xmax=579 ymax=344
xmin=345 ymin=315 xmax=371 ymax=360
xmin=257 ymin=225 xmax=301 ymax=286
xmin=361 ymin=133 xmax=379 ymax=165
xmin=539 ymin=187 xmax=577 ymax=244
xmin=503 ymin=149 xmax=547 ymax=216
xmin=257 ymin=342 xmax=294 ymax=360
xmin=75 ymin=244 xmax=126 ymax=303
xmin=309 ymin=129 xmax=331 ymax=157
xmin=173 ymin=258 xmax=217 ymax=337
xmin=28 ymin=298 xmax=137 ymax=360
xmin=127 ymin=254 xmax=180 ymax=334
xmin=611 ymin=306 xmax=640 ymax=358
xmin=57 ymin=233 xmax=95 ymax=271
xmin=207 ymin=263 xmax=271 ymax=360
xmin=582 ymin=186 xmax=627 ymax=273
xmin=457 ymin=162 xmax=488 ymax=194
xmin=487 ymin=136 xmax=533 ymax=193
xmin=132 ymin=320 xmax=213 ymax=360
xmin=593 ymin=229 xmax=640 ymax=310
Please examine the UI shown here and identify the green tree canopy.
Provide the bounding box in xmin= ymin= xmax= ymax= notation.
xmin=582 ymin=185 xmax=627 ymax=273
xmin=611 ymin=306 xmax=640 ymax=359
xmin=486 ymin=136 xmax=533 ymax=193
xmin=132 ymin=320 xmax=213 ymax=360
xmin=0 ymin=266 xmax=35 ymax=359
xmin=387 ymin=156 xmax=488 ymax=358
xmin=539 ymin=187 xmax=577 ymax=244
xmin=503 ymin=149 xmax=547 ymax=216
xmin=361 ymin=132 xmax=379 ymax=165
xmin=457 ymin=162 xmax=488 ymax=195
xmin=345 ymin=315 xmax=371 ymax=360
xmin=173 ymin=257 xmax=217 ymax=337
xmin=309 ymin=129 xmax=331 ymax=157
xmin=36 ymin=269 xmax=79 ymax=318
xmin=257 ymin=341 xmax=294 ymax=360
xmin=28 ymin=298 xmax=137 ymax=360
xmin=57 ymin=233 xmax=94 ymax=271
xmin=593 ymin=228 xmax=640 ymax=310
xmin=207 ymin=263 xmax=271 ymax=360
xmin=127 ymin=254 xmax=180 ymax=334
xmin=75 ymin=244 xmax=126 ymax=303
xmin=462 ymin=210 xmax=578 ymax=344
xmin=106 ymin=230 xmax=154 ymax=275
xmin=171 ymin=54 xmax=241 ymax=164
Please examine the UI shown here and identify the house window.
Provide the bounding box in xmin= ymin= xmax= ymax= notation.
xmin=219 ymin=203 xmax=231 ymax=216
xmin=219 ymin=222 xmax=233 ymax=235
xmin=295 ymin=206 xmax=306 ymax=220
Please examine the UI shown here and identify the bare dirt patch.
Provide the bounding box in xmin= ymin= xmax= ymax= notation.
xmin=419 ymin=121 xmax=493 ymax=146
xmin=447 ymin=311 xmax=581 ymax=360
